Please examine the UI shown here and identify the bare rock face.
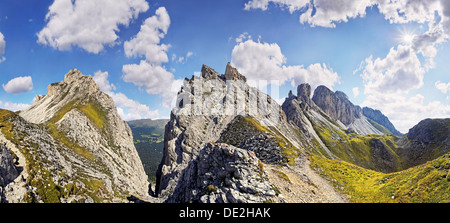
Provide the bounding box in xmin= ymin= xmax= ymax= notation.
xmin=165 ymin=143 xmax=276 ymax=203
xmin=312 ymin=85 xmax=382 ymax=135
xmin=225 ymin=62 xmax=247 ymax=82
xmin=312 ymin=86 xmax=361 ymax=126
xmin=11 ymin=69 xmax=149 ymax=202
xmin=0 ymin=143 xmax=19 ymax=202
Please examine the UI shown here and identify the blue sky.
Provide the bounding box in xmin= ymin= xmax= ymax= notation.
xmin=0 ymin=0 xmax=449 ymax=133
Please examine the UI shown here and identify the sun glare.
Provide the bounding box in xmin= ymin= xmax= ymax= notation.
xmin=397 ymin=28 xmax=416 ymax=45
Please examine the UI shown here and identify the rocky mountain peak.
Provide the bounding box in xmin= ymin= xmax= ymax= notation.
xmin=15 ymin=69 xmax=149 ymax=202
xmin=64 ymin=69 xmax=84 ymax=82
xmin=296 ymin=83 xmax=312 ymax=106
xmin=335 ymin=91 xmax=349 ymax=101
xmin=201 ymin=64 xmax=222 ymax=80
xmin=225 ymin=62 xmax=247 ymax=82
xmin=312 ymin=85 xmax=361 ymax=126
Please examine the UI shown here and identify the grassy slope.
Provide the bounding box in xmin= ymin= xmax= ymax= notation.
xmin=310 ymin=153 xmax=450 ymax=203
xmin=307 ymin=111 xmax=402 ymax=172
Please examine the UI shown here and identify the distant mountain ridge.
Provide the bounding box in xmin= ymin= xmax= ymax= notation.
xmin=362 ymin=107 xmax=403 ymax=136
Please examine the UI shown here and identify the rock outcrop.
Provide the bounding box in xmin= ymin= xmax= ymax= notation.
xmin=312 ymin=85 xmax=382 ymax=135
xmin=312 ymin=86 xmax=361 ymax=126
xmin=397 ymin=118 xmax=450 ymax=169
xmin=0 ymin=69 xmax=150 ymax=202
xmin=0 ymin=143 xmax=19 ymax=203
xmin=224 ymin=62 xmax=247 ymax=82
xmin=165 ymin=143 xmax=276 ymax=203
xmin=0 ymin=143 xmax=18 ymax=187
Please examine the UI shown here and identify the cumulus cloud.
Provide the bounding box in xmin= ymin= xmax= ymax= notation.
xmin=235 ymin=32 xmax=252 ymax=43
xmin=93 ymin=70 xmax=116 ymax=92
xmin=0 ymin=32 xmax=5 ymax=62
xmin=435 ymin=81 xmax=450 ymax=94
xmin=2 ymin=76 xmax=33 ymax=94
xmin=122 ymin=7 xmax=182 ymax=108
xmin=92 ymin=70 xmax=159 ymax=120
xmin=0 ymin=101 xmax=30 ymax=112
xmin=231 ymin=38 xmax=340 ymax=90
xmin=244 ymin=0 xmax=310 ymax=14
xmin=360 ymin=45 xmax=425 ymax=94
xmin=300 ymin=0 xmax=374 ymax=28
xmin=362 ymin=93 xmax=450 ymax=133
xmin=245 ymin=0 xmax=447 ymax=30
xmin=122 ymin=60 xmax=174 ymax=95
xmin=37 ymin=0 xmax=149 ymax=54
xmin=124 ymin=7 xmax=170 ymax=65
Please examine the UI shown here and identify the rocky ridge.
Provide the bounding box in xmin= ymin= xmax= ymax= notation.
xmin=362 ymin=107 xmax=403 ymax=136
xmin=165 ymin=143 xmax=276 ymax=203
xmin=0 ymin=69 xmax=149 ymax=202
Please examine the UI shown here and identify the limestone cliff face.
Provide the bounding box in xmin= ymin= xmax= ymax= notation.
xmin=0 ymin=69 xmax=149 ymax=202
xmin=312 ymin=85 xmax=382 ymax=135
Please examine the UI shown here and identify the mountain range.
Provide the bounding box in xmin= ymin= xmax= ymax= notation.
xmin=0 ymin=64 xmax=449 ymax=203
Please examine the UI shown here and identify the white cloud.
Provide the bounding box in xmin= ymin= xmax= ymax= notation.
xmin=0 ymin=101 xmax=30 ymax=112
xmin=124 ymin=6 xmax=170 ymax=65
xmin=176 ymin=51 xmax=194 ymax=64
xmin=122 ymin=60 xmax=174 ymax=95
xmin=231 ymin=38 xmax=340 ymax=90
xmin=360 ymin=45 xmax=425 ymax=94
xmin=37 ymin=0 xmax=149 ymax=54
xmin=2 ymin=76 xmax=33 ymax=94
xmin=244 ymin=0 xmax=310 ymax=14
xmin=235 ymin=32 xmax=252 ymax=43
xmin=92 ymin=70 xmax=159 ymax=120
xmin=376 ymin=0 xmax=441 ymax=25
xmin=244 ymin=0 xmax=446 ymax=29
xmin=0 ymin=32 xmax=5 ymax=63
xmin=300 ymin=0 xmax=374 ymax=28
xmin=435 ymin=81 xmax=450 ymax=94
xmin=362 ymin=92 xmax=450 ymax=133
xmin=93 ymin=70 xmax=116 ymax=92
xmin=122 ymin=7 xmax=182 ymax=108
xmin=352 ymin=87 xmax=360 ymax=98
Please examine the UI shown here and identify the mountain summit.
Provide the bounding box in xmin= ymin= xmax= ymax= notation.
xmin=0 ymin=69 xmax=148 ymax=202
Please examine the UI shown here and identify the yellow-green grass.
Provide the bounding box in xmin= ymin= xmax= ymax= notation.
xmin=310 ymin=153 xmax=450 ymax=203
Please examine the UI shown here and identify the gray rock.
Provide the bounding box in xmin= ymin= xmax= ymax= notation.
xmin=0 ymin=143 xmax=19 ymax=187
xmin=165 ymin=143 xmax=275 ymax=203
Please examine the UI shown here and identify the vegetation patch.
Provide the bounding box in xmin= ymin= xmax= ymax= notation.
xmin=307 ymin=113 xmax=403 ymax=172
xmin=78 ymin=102 xmax=108 ymax=131
xmin=272 ymin=169 xmax=290 ymax=183
xmin=310 ymin=153 xmax=450 ymax=203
